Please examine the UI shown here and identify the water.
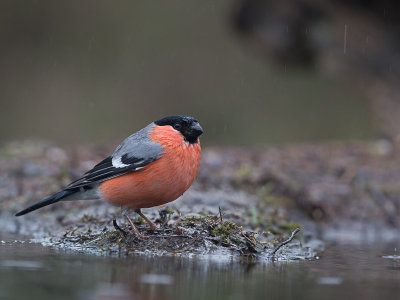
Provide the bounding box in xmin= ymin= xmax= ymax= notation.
xmin=1 ymin=234 xmax=399 ymax=300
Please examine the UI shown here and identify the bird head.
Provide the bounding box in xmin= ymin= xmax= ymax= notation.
xmin=154 ymin=115 xmax=203 ymax=144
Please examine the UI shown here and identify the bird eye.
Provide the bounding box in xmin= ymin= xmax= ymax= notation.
xmin=173 ymin=123 xmax=182 ymax=130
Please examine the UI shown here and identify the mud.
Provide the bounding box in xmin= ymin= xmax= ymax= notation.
xmin=11 ymin=139 xmax=400 ymax=259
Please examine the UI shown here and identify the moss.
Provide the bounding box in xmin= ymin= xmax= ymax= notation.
xmin=279 ymin=221 xmax=301 ymax=232
xmin=210 ymin=220 xmax=241 ymax=245
xmin=234 ymin=165 xmax=253 ymax=179
xmin=250 ymin=206 xmax=264 ymax=227
xmin=61 ymin=213 xmax=302 ymax=257
xmin=134 ymin=216 xmax=146 ymax=225
xmin=81 ymin=214 xmax=100 ymax=223
xmin=182 ymin=215 xmax=208 ymax=224
xmin=256 ymin=183 xmax=276 ymax=202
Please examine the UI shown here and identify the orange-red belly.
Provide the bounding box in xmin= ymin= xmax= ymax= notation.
xmin=99 ymin=126 xmax=201 ymax=208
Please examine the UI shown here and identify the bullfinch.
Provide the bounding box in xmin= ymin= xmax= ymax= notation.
xmin=16 ymin=115 xmax=203 ymax=238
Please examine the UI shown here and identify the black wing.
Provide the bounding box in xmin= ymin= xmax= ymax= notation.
xmin=16 ymin=123 xmax=165 ymax=216
xmin=66 ymin=154 xmax=159 ymax=189
xmin=67 ymin=124 xmax=165 ymax=188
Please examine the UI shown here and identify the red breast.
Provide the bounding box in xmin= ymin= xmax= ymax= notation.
xmin=98 ymin=125 xmax=201 ymax=208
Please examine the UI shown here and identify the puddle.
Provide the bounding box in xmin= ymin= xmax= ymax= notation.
xmin=0 ymin=260 xmax=44 ymax=270
xmin=382 ymin=255 xmax=400 ymax=260
xmin=1 ymin=234 xmax=399 ymax=300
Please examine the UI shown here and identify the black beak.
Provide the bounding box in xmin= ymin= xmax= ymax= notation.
xmin=184 ymin=122 xmax=203 ymax=143
xmin=191 ymin=122 xmax=203 ymax=137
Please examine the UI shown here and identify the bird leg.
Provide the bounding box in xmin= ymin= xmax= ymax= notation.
xmin=125 ymin=215 xmax=148 ymax=240
xmin=135 ymin=209 xmax=159 ymax=230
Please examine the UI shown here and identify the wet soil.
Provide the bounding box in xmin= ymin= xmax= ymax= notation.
xmin=2 ymin=139 xmax=398 ymax=259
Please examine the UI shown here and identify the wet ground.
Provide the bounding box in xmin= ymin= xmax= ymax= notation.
xmin=1 ymin=232 xmax=399 ymax=300
xmin=0 ymin=140 xmax=324 ymax=260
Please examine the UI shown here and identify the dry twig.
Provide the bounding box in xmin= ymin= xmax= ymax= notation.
xmin=113 ymin=219 xmax=127 ymax=237
xmin=218 ymin=206 xmax=224 ymax=223
xmin=270 ymin=228 xmax=300 ymax=258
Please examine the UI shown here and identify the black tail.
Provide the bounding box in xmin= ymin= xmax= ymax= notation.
xmin=15 ymin=189 xmax=77 ymax=216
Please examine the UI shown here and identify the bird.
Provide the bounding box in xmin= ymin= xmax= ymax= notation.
xmin=15 ymin=115 xmax=203 ymax=239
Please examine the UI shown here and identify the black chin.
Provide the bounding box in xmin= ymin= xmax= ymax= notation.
xmin=185 ymin=136 xmax=199 ymax=144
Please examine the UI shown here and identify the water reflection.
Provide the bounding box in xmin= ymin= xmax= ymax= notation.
xmin=0 ymin=235 xmax=399 ymax=300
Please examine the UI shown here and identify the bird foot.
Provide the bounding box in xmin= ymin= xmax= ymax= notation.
xmin=147 ymin=223 xmax=160 ymax=231
xmin=125 ymin=215 xmax=149 ymax=240
xmin=130 ymin=228 xmax=149 ymax=240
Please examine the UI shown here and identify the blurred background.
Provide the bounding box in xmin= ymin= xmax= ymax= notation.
xmin=2 ymin=0 xmax=400 ymax=146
